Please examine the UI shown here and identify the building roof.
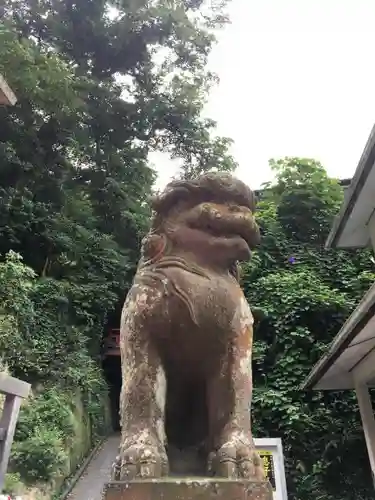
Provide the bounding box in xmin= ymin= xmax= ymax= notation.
xmin=302 ymin=126 xmax=375 ymax=391
xmin=301 ymin=282 xmax=375 ymax=390
xmin=325 ymin=124 xmax=375 ymax=249
xmin=0 ymin=74 xmax=17 ymax=105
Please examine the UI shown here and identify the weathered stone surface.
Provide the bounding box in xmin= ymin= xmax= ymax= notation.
xmin=103 ymin=479 xmax=273 ymax=500
xmin=115 ymin=172 xmax=263 ymax=481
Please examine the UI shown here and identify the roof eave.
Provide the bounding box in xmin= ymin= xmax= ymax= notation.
xmin=325 ymin=124 xmax=375 ymax=249
xmin=301 ymin=282 xmax=375 ymax=390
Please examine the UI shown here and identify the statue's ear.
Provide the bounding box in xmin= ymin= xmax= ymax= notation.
xmin=141 ymin=233 xmax=166 ymax=264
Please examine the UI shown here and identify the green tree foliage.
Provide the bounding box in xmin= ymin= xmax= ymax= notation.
xmin=244 ymin=158 xmax=375 ymax=500
xmin=0 ymin=0 xmax=236 ymax=491
xmin=0 ymin=0 xmax=236 ymax=339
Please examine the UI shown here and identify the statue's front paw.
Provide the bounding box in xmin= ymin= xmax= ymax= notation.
xmin=118 ymin=433 xmax=168 ymax=479
xmin=111 ymin=453 xmax=121 ymax=480
xmin=208 ymin=431 xmax=264 ymax=480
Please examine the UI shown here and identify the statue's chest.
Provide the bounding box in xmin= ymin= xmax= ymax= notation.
xmin=155 ymin=271 xmax=253 ymax=371
xmin=162 ymin=269 xmax=250 ymax=332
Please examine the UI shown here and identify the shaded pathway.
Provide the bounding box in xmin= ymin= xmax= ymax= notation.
xmin=67 ymin=435 xmax=119 ymax=500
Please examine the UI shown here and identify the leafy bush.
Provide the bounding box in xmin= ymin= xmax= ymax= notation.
xmin=0 ymin=252 xmax=109 ymax=487
xmin=245 ymin=158 xmax=375 ymax=500
xmin=14 ymin=389 xmax=75 ymax=444
xmin=11 ymin=429 xmax=68 ymax=483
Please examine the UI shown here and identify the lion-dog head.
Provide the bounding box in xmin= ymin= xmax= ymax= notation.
xmin=140 ymin=172 xmax=260 ymax=278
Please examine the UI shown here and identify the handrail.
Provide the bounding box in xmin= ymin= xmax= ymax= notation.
xmin=0 ymin=373 xmax=30 ymax=491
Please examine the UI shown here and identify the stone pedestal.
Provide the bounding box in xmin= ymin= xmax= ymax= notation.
xmin=103 ymin=478 xmax=273 ymax=500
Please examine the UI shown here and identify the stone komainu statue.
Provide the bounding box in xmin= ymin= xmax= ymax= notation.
xmin=114 ymin=172 xmax=263 ymax=481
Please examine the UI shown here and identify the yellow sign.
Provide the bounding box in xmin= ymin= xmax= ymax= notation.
xmin=258 ymin=450 xmax=276 ymax=491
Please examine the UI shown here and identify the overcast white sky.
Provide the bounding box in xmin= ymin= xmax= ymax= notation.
xmin=152 ymin=0 xmax=375 ymax=190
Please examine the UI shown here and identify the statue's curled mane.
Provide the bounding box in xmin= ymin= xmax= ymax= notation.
xmin=139 ymin=172 xmax=255 ymax=277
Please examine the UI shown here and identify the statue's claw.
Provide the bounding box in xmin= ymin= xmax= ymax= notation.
xmin=114 ymin=433 xmax=168 ymax=480
xmin=208 ymin=431 xmax=264 ymax=480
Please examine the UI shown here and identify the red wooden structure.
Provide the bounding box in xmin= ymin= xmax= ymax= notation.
xmin=103 ymin=328 xmax=120 ymax=357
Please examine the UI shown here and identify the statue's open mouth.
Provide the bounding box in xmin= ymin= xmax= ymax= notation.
xmin=205 ymin=221 xmax=254 ymax=248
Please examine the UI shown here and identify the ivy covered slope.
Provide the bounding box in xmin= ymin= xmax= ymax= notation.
xmin=245 ymin=158 xmax=375 ymax=500
xmin=0 ymin=0 xmax=235 ymax=496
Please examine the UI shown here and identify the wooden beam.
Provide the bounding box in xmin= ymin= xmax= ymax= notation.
xmin=0 ymin=74 xmax=17 ymax=106
xmin=0 ymin=394 xmax=22 ymax=489
xmin=368 ymin=210 xmax=375 ymax=255
xmin=351 ymin=348 xmax=375 ymax=385
xmin=0 ymin=374 xmax=30 ymax=490
xmin=354 ymin=381 xmax=375 ymax=489
xmin=0 ymin=373 xmax=30 ymax=399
